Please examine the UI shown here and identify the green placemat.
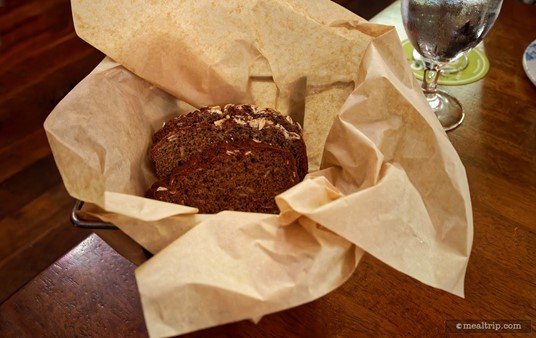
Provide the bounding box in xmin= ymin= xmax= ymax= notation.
xmin=402 ymin=39 xmax=490 ymax=86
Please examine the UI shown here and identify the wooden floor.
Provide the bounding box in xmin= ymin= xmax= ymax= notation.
xmin=0 ymin=0 xmax=393 ymax=303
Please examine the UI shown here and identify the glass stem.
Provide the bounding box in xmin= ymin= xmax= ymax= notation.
xmin=422 ymin=61 xmax=443 ymax=110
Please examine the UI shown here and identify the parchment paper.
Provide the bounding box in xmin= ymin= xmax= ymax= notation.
xmin=44 ymin=0 xmax=473 ymax=337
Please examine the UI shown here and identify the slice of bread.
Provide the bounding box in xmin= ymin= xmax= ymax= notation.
xmin=146 ymin=140 xmax=299 ymax=214
xmin=149 ymin=104 xmax=308 ymax=180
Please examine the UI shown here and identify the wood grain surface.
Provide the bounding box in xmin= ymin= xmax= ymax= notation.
xmin=0 ymin=235 xmax=147 ymax=337
xmin=0 ymin=0 xmax=102 ymax=302
xmin=1 ymin=0 xmax=535 ymax=337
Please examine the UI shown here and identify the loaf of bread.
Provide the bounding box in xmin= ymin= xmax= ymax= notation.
xmin=146 ymin=104 xmax=308 ymax=214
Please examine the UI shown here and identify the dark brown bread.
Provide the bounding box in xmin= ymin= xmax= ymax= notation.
xmin=149 ymin=104 xmax=308 ymax=180
xmin=146 ymin=141 xmax=299 ymax=214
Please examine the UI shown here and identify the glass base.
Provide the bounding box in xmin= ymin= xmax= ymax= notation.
xmin=425 ymin=90 xmax=464 ymax=131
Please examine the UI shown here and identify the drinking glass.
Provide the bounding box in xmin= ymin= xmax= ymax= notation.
xmin=401 ymin=0 xmax=503 ymax=131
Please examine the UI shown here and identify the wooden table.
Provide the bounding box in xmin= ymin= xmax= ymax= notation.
xmin=1 ymin=1 xmax=535 ymax=337
xmin=0 ymin=234 xmax=147 ymax=336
